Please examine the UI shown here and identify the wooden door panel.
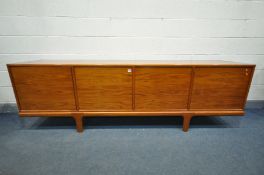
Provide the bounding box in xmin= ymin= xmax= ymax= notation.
xmin=135 ymin=67 xmax=192 ymax=111
xmin=10 ymin=66 xmax=76 ymax=111
xmin=75 ymin=67 xmax=132 ymax=111
xmin=190 ymin=67 xmax=252 ymax=110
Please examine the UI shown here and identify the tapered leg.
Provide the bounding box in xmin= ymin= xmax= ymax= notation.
xmin=73 ymin=114 xmax=84 ymax=133
xmin=183 ymin=114 xmax=193 ymax=132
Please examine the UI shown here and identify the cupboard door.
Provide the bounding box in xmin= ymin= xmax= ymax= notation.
xmin=135 ymin=67 xmax=192 ymax=111
xmin=190 ymin=67 xmax=252 ymax=110
xmin=75 ymin=67 xmax=132 ymax=111
xmin=10 ymin=66 xmax=76 ymax=111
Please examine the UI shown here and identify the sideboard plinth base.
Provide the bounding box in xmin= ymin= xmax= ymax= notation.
xmin=18 ymin=110 xmax=244 ymax=133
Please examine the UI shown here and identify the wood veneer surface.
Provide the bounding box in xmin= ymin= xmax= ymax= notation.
xmin=7 ymin=60 xmax=255 ymax=132
xmin=190 ymin=67 xmax=253 ymax=110
xmin=8 ymin=60 xmax=254 ymax=67
xmin=75 ymin=67 xmax=133 ymax=111
xmin=9 ymin=66 xmax=76 ymax=111
xmin=135 ymin=67 xmax=192 ymax=111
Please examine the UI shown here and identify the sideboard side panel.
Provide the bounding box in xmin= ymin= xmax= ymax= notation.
xmin=241 ymin=66 xmax=255 ymax=109
xmin=10 ymin=66 xmax=76 ymax=111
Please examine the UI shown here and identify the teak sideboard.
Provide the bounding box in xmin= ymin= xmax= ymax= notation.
xmin=7 ymin=60 xmax=255 ymax=132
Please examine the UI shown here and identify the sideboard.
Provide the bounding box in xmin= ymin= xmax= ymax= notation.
xmin=7 ymin=60 xmax=255 ymax=132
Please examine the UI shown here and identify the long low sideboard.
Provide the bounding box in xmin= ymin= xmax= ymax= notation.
xmin=7 ymin=60 xmax=255 ymax=132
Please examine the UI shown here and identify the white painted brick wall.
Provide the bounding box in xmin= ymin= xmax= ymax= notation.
xmin=0 ymin=0 xmax=263 ymax=103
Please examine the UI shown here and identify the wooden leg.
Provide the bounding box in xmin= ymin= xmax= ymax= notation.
xmin=73 ymin=114 xmax=84 ymax=133
xmin=183 ymin=114 xmax=193 ymax=132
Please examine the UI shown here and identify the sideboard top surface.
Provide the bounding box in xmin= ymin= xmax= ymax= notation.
xmin=8 ymin=60 xmax=255 ymax=67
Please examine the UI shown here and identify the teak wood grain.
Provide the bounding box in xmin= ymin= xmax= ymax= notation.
xmin=190 ymin=67 xmax=253 ymax=110
xmin=7 ymin=60 xmax=255 ymax=133
xmin=135 ymin=67 xmax=191 ymax=111
xmin=11 ymin=60 xmax=255 ymax=67
xmin=75 ymin=67 xmax=133 ymax=111
xmin=9 ymin=66 xmax=76 ymax=111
